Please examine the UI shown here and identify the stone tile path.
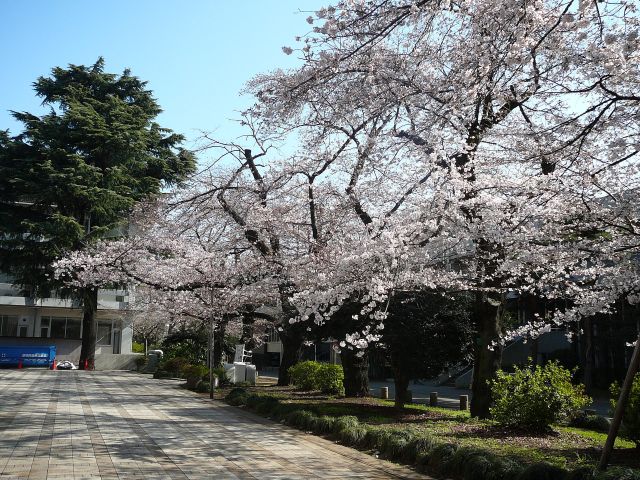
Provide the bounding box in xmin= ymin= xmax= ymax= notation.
xmin=0 ymin=370 xmax=431 ymax=479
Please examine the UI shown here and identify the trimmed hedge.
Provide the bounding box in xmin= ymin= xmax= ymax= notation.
xmin=221 ymin=389 xmax=608 ymax=480
xmin=288 ymin=361 xmax=345 ymax=395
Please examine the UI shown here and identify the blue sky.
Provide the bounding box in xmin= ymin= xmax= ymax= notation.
xmin=0 ymin=1 xmax=326 ymax=158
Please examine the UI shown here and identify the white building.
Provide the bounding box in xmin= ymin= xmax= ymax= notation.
xmin=0 ymin=273 xmax=137 ymax=369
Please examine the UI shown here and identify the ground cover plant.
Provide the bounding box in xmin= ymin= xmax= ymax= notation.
xmin=213 ymin=380 xmax=640 ymax=480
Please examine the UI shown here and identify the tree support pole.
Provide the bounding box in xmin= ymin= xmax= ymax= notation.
xmin=598 ymin=334 xmax=640 ymax=471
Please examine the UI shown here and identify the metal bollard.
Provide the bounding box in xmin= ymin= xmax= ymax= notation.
xmin=429 ymin=392 xmax=438 ymax=407
xmin=459 ymin=395 xmax=469 ymax=410
xmin=380 ymin=387 xmax=389 ymax=399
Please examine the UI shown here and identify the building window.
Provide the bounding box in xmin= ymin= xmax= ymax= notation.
xmin=41 ymin=316 xmax=82 ymax=339
xmin=66 ymin=318 xmax=81 ymax=339
xmin=50 ymin=317 xmax=67 ymax=338
xmin=97 ymin=321 xmax=112 ymax=346
xmin=0 ymin=316 xmax=19 ymax=336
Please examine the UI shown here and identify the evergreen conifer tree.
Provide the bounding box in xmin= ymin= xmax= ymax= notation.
xmin=0 ymin=58 xmax=196 ymax=369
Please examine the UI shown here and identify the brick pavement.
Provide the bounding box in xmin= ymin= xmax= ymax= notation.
xmin=0 ymin=370 xmax=432 ymax=479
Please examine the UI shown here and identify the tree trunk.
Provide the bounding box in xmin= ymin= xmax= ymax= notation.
xmin=470 ymin=291 xmax=504 ymax=419
xmin=213 ymin=320 xmax=226 ymax=368
xmin=79 ymin=286 xmax=98 ymax=370
xmin=341 ymin=348 xmax=370 ymax=397
xmin=583 ymin=316 xmax=595 ymax=395
xmin=278 ymin=324 xmax=305 ymax=386
xmin=393 ymin=363 xmax=410 ymax=409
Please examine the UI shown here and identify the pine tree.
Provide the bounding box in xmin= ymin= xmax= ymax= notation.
xmin=0 ymin=58 xmax=196 ymax=369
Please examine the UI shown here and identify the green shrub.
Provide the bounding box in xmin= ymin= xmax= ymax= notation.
xmin=517 ymin=463 xmax=567 ymax=480
xmin=255 ymin=396 xmax=280 ymax=415
xmin=427 ymin=443 xmax=458 ymax=472
xmin=332 ymin=415 xmax=360 ymax=435
xmin=196 ymin=381 xmax=211 ymax=393
xmin=569 ymin=413 xmax=611 ymax=433
xmin=160 ymin=356 xmax=190 ymax=377
xmin=132 ymin=341 xmax=145 ymax=354
xmin=288 ymin=361 xmax=345 ymax=395
xmin=183 ymin=364 xmax=209 ymax=389
xmin=288 ymin=361 xmax=322 ymax=390
xmin=611 ymin=373 xmax=640 ymax=447
xmin=405 ymin=434 xmax=437 ymax=464
xmin=225 ymin=387 xmax=248 ymax=406
xmin=134 ymin=355 xmax=147 ymax=371
xmin=286 ymin=410 xmax=317 ymax=429
xmin=447 ymin=447 xmax=496 ymax=480
xmin=313 ymin=415 xmax=336 ymax=434
xmin=380 ymin=429 xmax=414 ymax=460
xmin=272 ymin=403 xmax=297 ymax=420
xmin=316 ymin=363 xmax=345 ymax=395
xmin=594 ymin=467 xmax=640 ymax=480
xmin=490 ymin=361 xmax=590 ymax=431
xmin=340 ymin=425 xmax=368 ymax=445
xmin=364 ymin=427 xmax=392 ymax=450
xmin=485 ymin=458 xmax=524 ymax=480
xmin=212 ymin=367 xmax=229 ymax=386
xmin=566 ymin=467 xmax=595 ymax=480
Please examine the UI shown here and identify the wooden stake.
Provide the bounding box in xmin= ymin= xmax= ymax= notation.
xmin=598 ymin=334 xmax=640 ymax=471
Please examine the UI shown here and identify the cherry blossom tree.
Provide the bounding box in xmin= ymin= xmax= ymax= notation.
xmin=244 ymin=0 xmax=640 ymax=419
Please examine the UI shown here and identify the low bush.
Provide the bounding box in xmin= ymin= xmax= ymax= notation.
xmin=485 ymin=458 xmax=523 ymax=480
xmin=517 ymin=462 xmax=567 ymax=480
xmin=288 ymin=361 xmax=345 ymax=395
xmin=225 ymin=387 xmax=248 ymax=406
xmin=611 ymin=373 xmax=640 ymax=448
xmin=160 ymin=356 xmax=190 ymax=377
xmin=134 ymin=355 xmax=147 ymax=371
xmin=490 ymin=361 xmax=590 ymax=431
xmin=312 ymin=415 xmax=336 ymax=434
xmin=286 ymin=410 xmax=317 ymax=430
xmin=380 ymin=429 xmax=414 ymax=460
xmin=212 ymin=367 xmax=229 ymax=386
xmin=364 ymin=427 xmax=391 ymax=450
xmin=566 ymin=467 xmax=596 ymax=480
xmin=569 ymin=413 xmax=611 ymax=433
xmin=183 ymin=364 xmax=209 ymax=389
xmin=196 ymin=381 xmax=211 ymax=393
xmin=427 ymin=443 xmax=458 ymax=472
xmin=404 ymin=434 xmax=437 ymax=464
xmin=288 ymin=361 xmax=322 ymax=390
xmin=316 ymin=363 xmax=345 ymax=395
xmin=340 ymin=424 xmax=368 ymax=446
xmin=332 ymin=415 xmax=360 ymax=435
xmin=255 ymin=396 xmax=280 ymax=415
xmin=594 ymin=467 xmax=640 ymax=480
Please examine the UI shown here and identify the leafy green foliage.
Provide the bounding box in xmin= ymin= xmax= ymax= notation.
xmin=490 ymin=361 xmax=590 ymax=431
xmin=288 ymin=361 xmax=323 ymax=390
xmin=131 ymin=342 xmax=145 ymax=354
xmin=610 ymin=373 xmax=640 ymax=447
xmin=569 ymin=413 xmax=611 ymax=434
xmin=315 ymin=363 xmax=345 ymax=395
xmin=159 ymin=356 xmax=190 ymax=377
xmin=0 ymin=58 xmax=195 ymax=296
xmin=288 ymin=360 xmax=345 ymax=395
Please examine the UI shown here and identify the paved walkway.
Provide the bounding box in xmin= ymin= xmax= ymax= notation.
xmin=0 ymin=370 xmax=430 ymax=480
